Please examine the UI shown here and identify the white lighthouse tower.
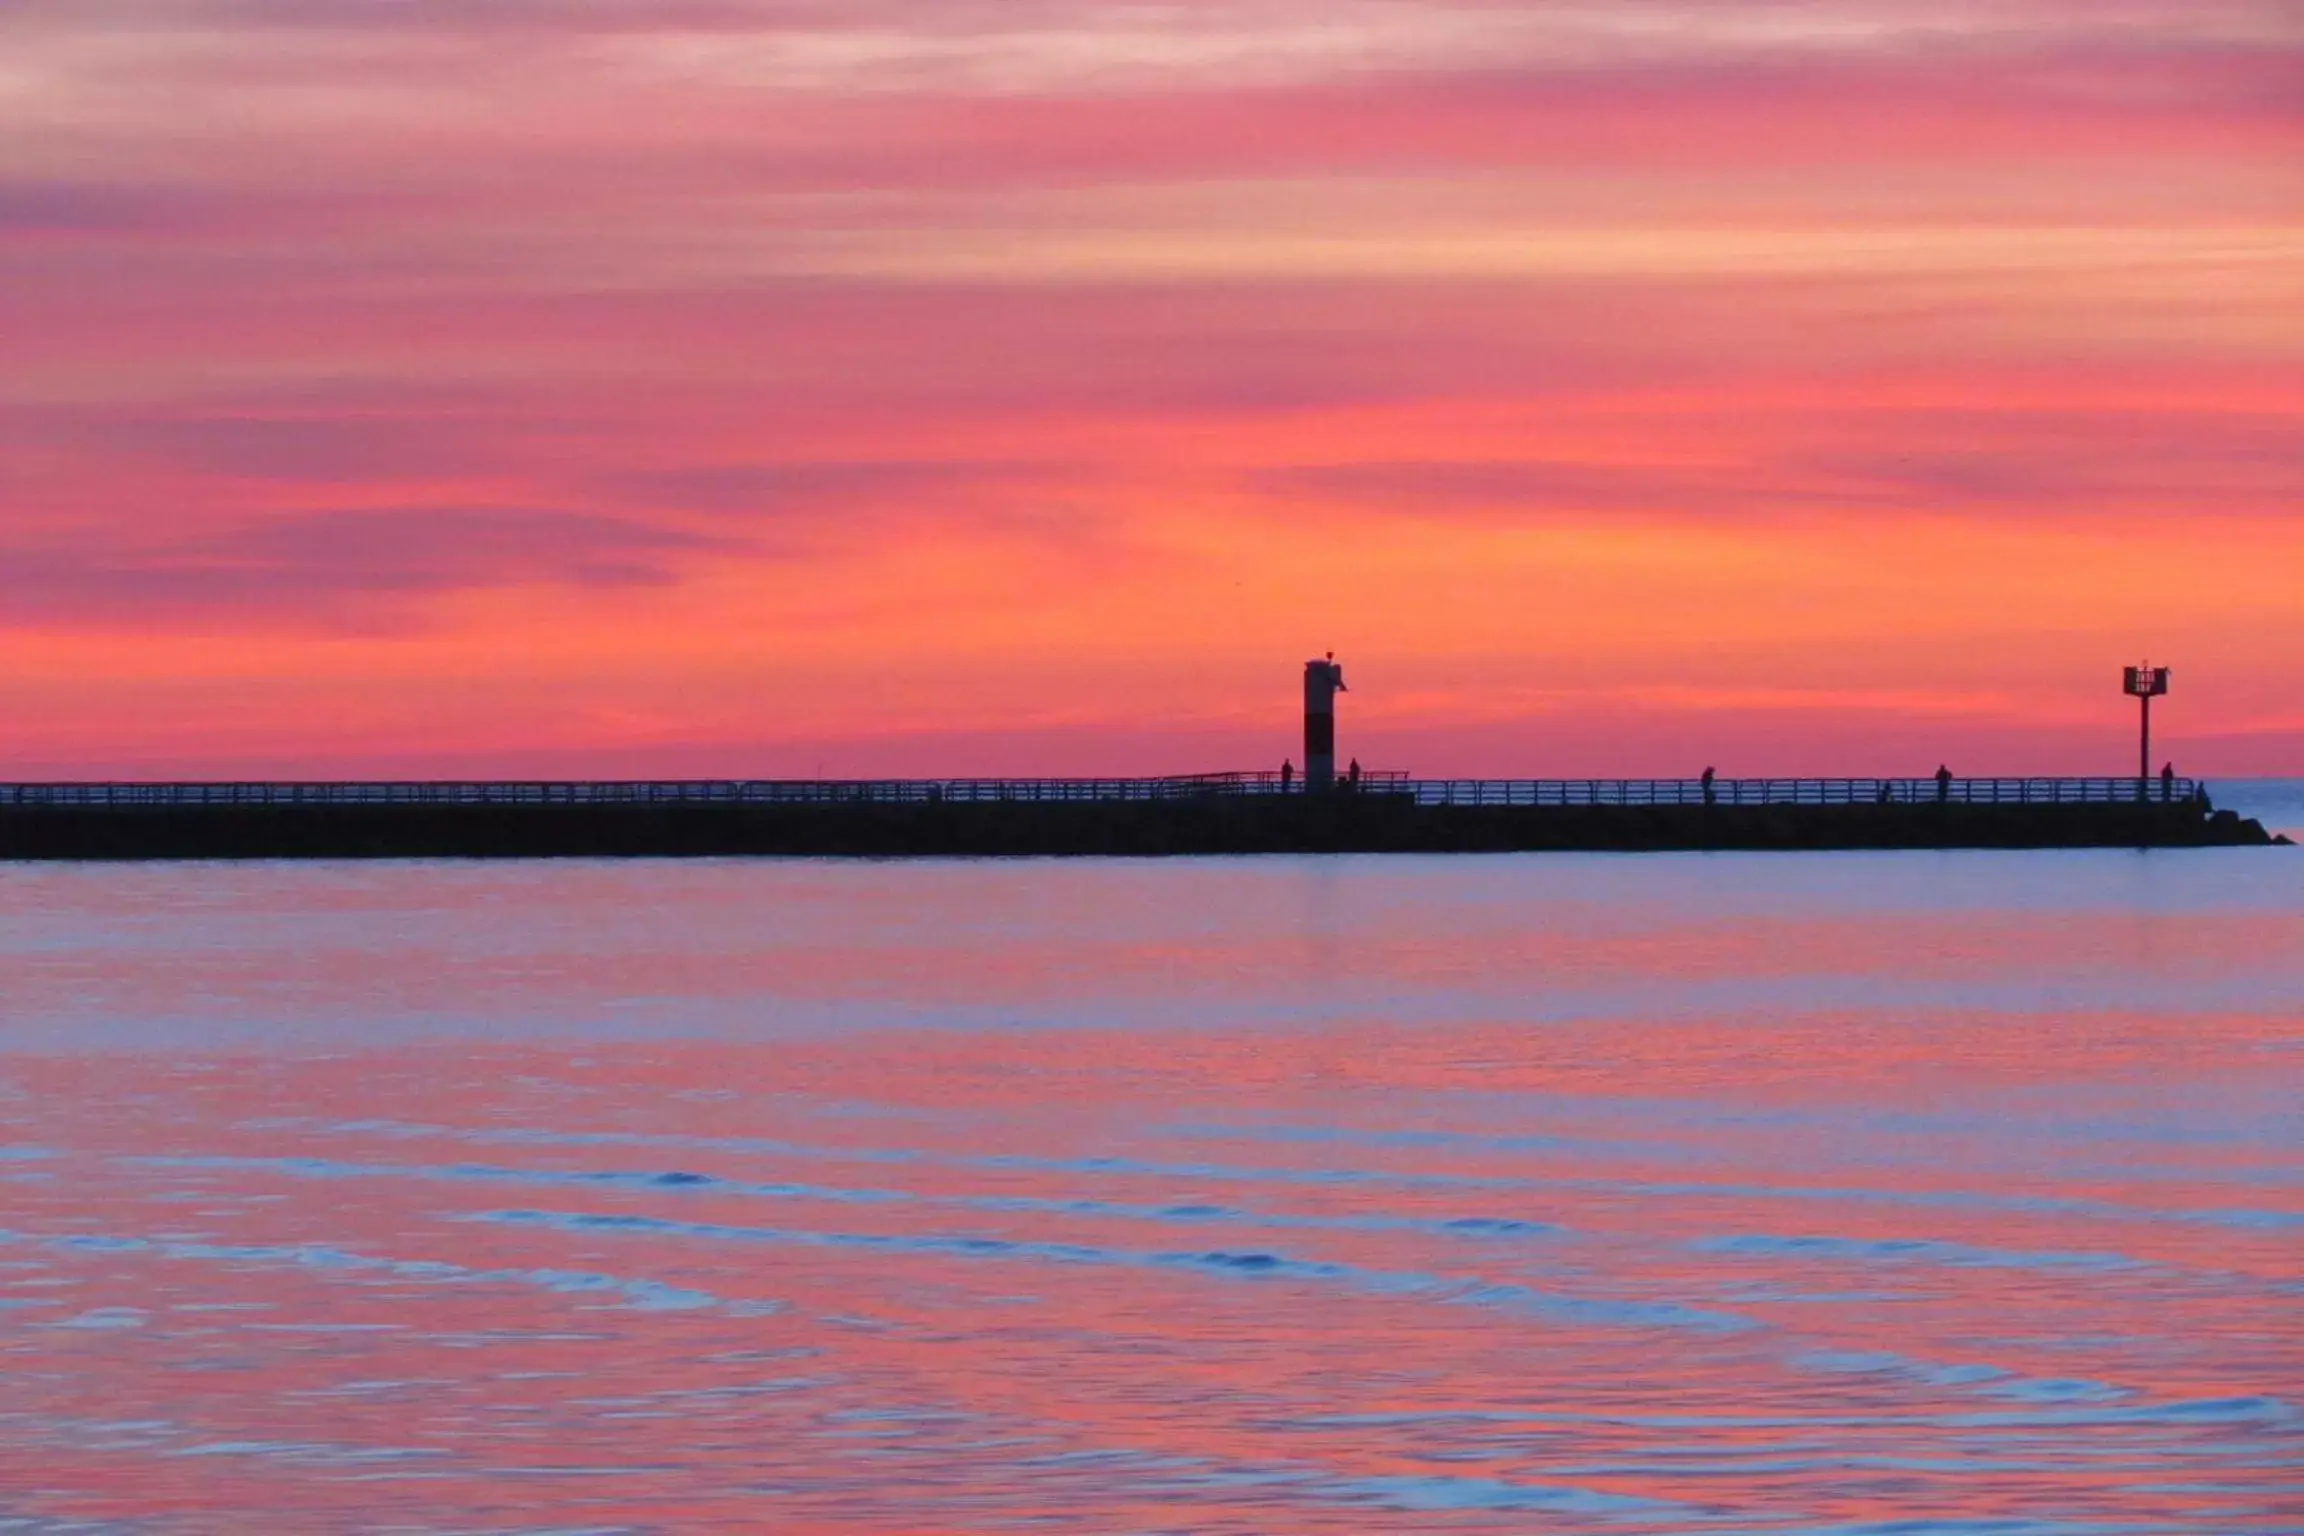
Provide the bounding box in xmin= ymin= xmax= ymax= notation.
xmin=1303 ymin=654 xmax=1346 ymax=793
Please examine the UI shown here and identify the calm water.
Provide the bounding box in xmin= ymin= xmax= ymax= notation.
xmin=2 ymin=849 xmax=2299 ymax=1534
xmin=2217 ymin=779 xmax=2304 ymax=843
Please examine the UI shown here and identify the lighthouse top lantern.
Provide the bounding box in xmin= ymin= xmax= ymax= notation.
xmin=1304 ymin=653 xmax=1346 ymax=706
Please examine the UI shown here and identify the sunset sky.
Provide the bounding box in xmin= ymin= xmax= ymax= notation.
xmin=3 ymin=0 xmax=2298 ymax=779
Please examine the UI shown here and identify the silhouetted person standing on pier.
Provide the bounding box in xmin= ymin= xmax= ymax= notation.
xmin=1280 ymin=759 xmax=1294 ymax=793
xmin=1347 ymin=758 xmax=1361 ymax=791
xmin=1936 ymin=764 xmax=1953 ymax=803
xmin=1700 ymin=767 xmax=1716 ymax=806
xmin=2162 ymin=762 xmax=2175 ymax=802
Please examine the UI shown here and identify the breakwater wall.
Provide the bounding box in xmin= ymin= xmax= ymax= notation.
xmin=0 ymin=778 xmax=2280 ymax=859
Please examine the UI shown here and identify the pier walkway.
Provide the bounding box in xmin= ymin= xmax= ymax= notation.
xmin=0 ymin=774 xmax=2204 ymax=810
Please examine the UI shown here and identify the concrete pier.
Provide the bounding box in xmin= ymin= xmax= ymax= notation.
xmin=0 ymin=777 xmax=2280 ymax=860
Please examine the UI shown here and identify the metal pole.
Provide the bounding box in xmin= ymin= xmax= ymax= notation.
xmin=2140 ymin=690 xmax=2151 ymax=797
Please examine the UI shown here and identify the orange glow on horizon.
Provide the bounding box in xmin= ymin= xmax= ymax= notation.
xmin=1 ymin=2 xmax=2298 ymax=777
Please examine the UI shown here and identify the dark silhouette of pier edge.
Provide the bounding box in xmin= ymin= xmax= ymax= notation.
xmin=0 ymin=774 xmax=2278 ymax=861
xmin=0 ymin=657 xmax=2283 ymax=860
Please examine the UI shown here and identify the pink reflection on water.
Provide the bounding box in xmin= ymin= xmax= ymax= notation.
xmin=1 ymin=857 xmax=2299 ymax=1530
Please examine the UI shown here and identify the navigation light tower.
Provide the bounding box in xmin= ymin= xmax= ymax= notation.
xmin=2124 ymin=662 xmax=2170 ymax=791
xmin=1304 ymin=654 xmax=1347 ymax=793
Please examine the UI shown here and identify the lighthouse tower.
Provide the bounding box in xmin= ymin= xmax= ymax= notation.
xmin=1303 ymin=654 xmax=1347 ymax=793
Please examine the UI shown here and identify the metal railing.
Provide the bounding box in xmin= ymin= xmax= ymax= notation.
xmin=0 ymin=777 xmax=1278 ymax=808
xmin=1403 ymin=777 xmax=2200 ymax=807
xmin=0 ymin=775 xmax=2199 ymax=810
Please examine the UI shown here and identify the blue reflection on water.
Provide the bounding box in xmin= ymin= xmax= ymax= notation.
xmin=0 ymin=851 xmax=2298 ymax=1532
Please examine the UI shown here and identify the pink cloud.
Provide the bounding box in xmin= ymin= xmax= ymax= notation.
xmin=0 ymin=0 xmax=2297 ymax=769
xmin=0 ymin=507 xmax=743 ymax=631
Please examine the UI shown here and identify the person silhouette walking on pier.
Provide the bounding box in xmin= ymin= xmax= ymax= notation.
xmin=1701 ymin=767 xmax=1716 ymax=806
xmin=1936 ymin=764 xmax=1953 ymax=803
xmin=1347 ymin=758 xmax=1362 ymax=792
xmin=2161 ymin=762 xmax=2175 ymax=802
xmin=1280 ymin=758 xmax=1294 ymax=793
